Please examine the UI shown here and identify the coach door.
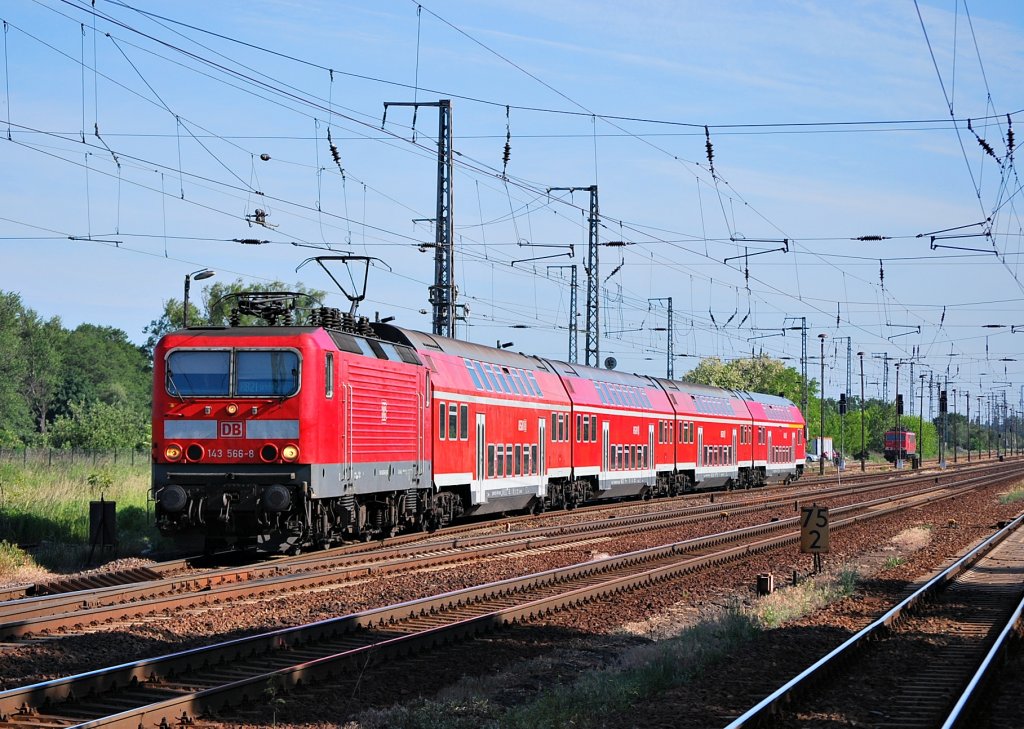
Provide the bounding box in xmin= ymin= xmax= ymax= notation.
xmin=697 ymin=427 xmax=704 ymax=467
xmin=476 ymin=413 xmax=486 ymax=481
xmin=538 ymin=417 xmax=547 ymax=477
xmin=602 ymin=421 xmax=610 ymax=488
xmin=648 ymin=424 xmax=655 ymax=476
xmin=768 ymin=430 xmax=773 ymax=465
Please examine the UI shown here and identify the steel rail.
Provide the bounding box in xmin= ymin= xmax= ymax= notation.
xmin=0 ymin=470 xmax=1000 ymax=641
xmin=940 ymin=588 xmax=1024 ymax=728
xmin=2 ymin=457 xmax=999 ymax=627
xmin=0 ymin=471 xmax=1014 ymax=729
xmin=725 ymin=508 xmax=1024 ymax=728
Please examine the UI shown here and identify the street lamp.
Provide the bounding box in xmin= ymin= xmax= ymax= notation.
xmin=858 ymin=351 xmax=866 ymax=471
xmin=183 ymin=269 xmax=215 ymax=328
xmin=818 ymin=333 xmax=827 ymax=476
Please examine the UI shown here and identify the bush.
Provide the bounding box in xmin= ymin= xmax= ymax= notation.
xmin=47 ymin=400 xmax=150 ymax=451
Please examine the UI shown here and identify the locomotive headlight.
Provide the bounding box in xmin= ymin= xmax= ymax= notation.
xmin=281 ymin=444 xmax=299 ymax=462
xmin=164 ymin=443 xmax=183 ymax=462
xmin=226 ymin=403 xmax=239 ymax=415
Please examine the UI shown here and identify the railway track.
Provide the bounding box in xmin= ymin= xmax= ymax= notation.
xmin=0 ymin=454 xmax=995 ymax=608
xmin=1 ymin=465 xmax=1019 ymax=729
xmin=726 ymin=510 xmax=1024 ymax=728
xmin=0 ymin=464 xmax=999 ymax=642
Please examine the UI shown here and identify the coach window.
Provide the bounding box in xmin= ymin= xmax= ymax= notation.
xmin=438 ymin=402 xmax=446 ymax=440
xmin=503 ymin=368 xmax=521 ymax=395
xmin=448 ymin=404 xmax=458 ymax=440
xmin=460 ymin=404 xmax=469 ymax=440
xmin=522 ymin=446 xmax=530 ymax=475
xmin=496 ymin=445 xmax=505 ymax=476
xmin=495 ymin=369 xmax=512 ymax=394
xmin=505 ymin=444 xmax=513 ymax=476
xmin=576 ymin=413 xmax=582 ymax=442
xmin=526 ymin=371 xmax=541 ymax=396
xmin=473 ymin=362 xmax=490 ymax=391
xmin=325 ymin=353 xmax=334 ymax=399
xmin=590 ymin=415 xmax=597 ymax=441
xmin=515 ymin=444 xmax=522 ymax=476
xmin=510 ymin=369 xmax=526 ymax=395
xmin=465 ymin=359 xmax=484 ymax=390
xmin=559 ymin=414 xmax=567 ymax=442
xmin=551 ymin=413 xmax=557 ymax=441
xmin=487 ymin=444 xmax=496 ymax=477
xmin=532 ymin=444 xmax=539 ymax=473
xmin=582 ymin=414 xmax=590 ymax=442
xmin=481 ymin=363 xmax=500 ymax=392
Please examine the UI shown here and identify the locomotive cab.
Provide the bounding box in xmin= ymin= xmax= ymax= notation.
xmin=152 ymin=336 xmax=312 ymax=552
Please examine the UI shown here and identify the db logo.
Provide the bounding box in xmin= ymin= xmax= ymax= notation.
xmin=220 ymin=421 xmax=244 ymax=438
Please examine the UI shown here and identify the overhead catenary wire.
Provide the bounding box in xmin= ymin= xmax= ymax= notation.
xmin=1 ymin=2 xmax=1012 ymax=383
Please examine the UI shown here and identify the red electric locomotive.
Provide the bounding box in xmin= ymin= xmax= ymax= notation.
xmin=151 ymin=292 xmax=805 ymax=552
xmin=883 ymin=427 xmax=917 ymax=462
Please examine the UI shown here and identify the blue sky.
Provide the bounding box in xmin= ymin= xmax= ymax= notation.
xmin=2 ymin=1 xmax=1022 ymax=412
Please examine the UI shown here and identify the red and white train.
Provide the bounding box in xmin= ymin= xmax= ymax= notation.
xmin=152 ymin=297 xmax=806 ymax=551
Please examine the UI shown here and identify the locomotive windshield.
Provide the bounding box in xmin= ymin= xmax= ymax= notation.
xmin=167 ymin=349 xmax=300 ymax=397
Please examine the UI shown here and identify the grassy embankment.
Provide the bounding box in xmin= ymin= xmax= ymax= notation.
xmin=0 ymin=456 xmax=161 ymax=579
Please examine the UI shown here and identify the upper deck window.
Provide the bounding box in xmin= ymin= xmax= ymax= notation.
xmin=167 ymin=349 xmax=300 ymax=397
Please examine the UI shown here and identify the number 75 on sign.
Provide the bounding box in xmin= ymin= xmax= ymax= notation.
xmin=800 ymin=505 xmax=830 ymax=554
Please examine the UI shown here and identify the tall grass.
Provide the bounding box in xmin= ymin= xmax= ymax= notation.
xmin=0 ymin=458 xmax=161 ymax=573
xmin=998 ymin=484 xmax=1024 ymax=504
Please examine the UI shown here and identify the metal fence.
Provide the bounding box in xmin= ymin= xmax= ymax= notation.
xmin=0 ymin=448 xmax=150 ymax=467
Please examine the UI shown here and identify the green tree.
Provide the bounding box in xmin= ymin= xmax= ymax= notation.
xmin=19 ymin=311 xmax=64 ymax=437
xmin=683 ymin=354 xmax=811 ymax=408
xmin=0 ymin=293 xmax=31 ymax=444
xmin=143 ymin=278 xmax=325 ymax=358
xmin=57 ymin=324 xmax=151 ymax=419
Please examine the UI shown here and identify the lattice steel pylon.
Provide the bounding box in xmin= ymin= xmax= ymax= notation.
xmin=548 ymin=185 xmax=599 ymax=366
xmin=548 ymin=264 xmax=578 ymax=363
xmin=383 ymin=99 xmax=456 ymax=338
